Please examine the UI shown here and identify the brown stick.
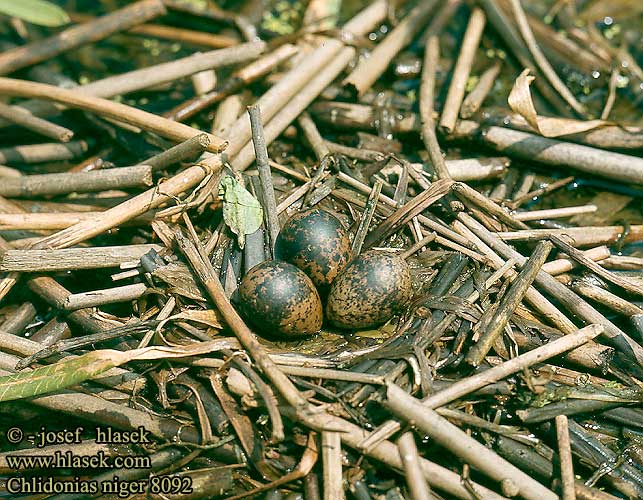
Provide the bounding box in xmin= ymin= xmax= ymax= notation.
xmin=63 ymin=283 xmax=148 ymax=310
xmin=398 ymin=432 xmax=437 ymax=500
xmin=31 ymin=164 xmax=213 ymax=250
xmin=387 ymin=383 xmax=557 ymax=500
xmin=322 ymin=432 xmax=344 ymax=500
xmin=0 ymin=0 xmax=166 ymax=75
xmin=0 ymin=79 xmax=227 ymax=152
xmin=0 ymin=140 xmax=90 ymax=164
xmin=0 ymin=102 xmax=73 ymax=142
xmin=481 ymin=125 xmax=643 ymax=184
xmin=70 ymin=13 xmax=238 ymax=48
xmin=541 ymin=246 xmax=610 ymax=275
xmin=420 ymin=36 xmax=450 ymax=179
xmin=248 ymin=105 xmax=280 ymax=254
xmin=0 ymin=244 xmax=161 ymax=272
xmin=555 ymin=415 xmax=576 ymax=500
xmin=342 ymin=0 xmax=440 ymax=96
xmin=360 ymin=325 xmax=602 ymax=450
xmin=461 ymin=60 xmax=503 ymax=118
xmin=0 ymin=166 xmax=152 ymax=198
xmin=465 ymin=240 xmax=553 ymax=366
xmin=439 ymin=7 xmax=486 ymax=133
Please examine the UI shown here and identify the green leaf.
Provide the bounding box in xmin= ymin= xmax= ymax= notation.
xmin=0 ymin=0 xmax=70 ymax=27
xmin=0 ymin=352 xmax=119 ymax=402
xmin=219 ymin=175 xmax=263 ymax=249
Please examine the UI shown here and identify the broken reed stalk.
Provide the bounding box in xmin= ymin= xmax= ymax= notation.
xmin=570 ymin=280 xmax=643 ymax=317
xmin=297 ymin=111 xmax=330 ymax=159
xmin=397 ymin=432 xmax=437 ymax=500
xmin=465 ymin=240 xmax=553 ymax=366
xmin=496 ymin=225 xmax=643 ymax=246
xmin=0 ymin=79 xmax=227 ymax=152
xmin=479 ymin=125 xmax=643 ymax=184
xmin=359 ymin=324 xmax=602 ymax=450
xmin=137 ymin=134 xmax=210 ymax=171
xmin=0 ymin=140 xmax=90 ymax=164
xmin=352 ymin=179 xmax=383 ymax=256
xmin=513 ymin=205 xmax=597 ymax=221
xmin=224 ymin=0 xmax=387 ymax=159
xmin=0 ymin=0 xmax=166 ymax=75
xmin=549 ymin=234 xmax=643 ymax=297
xmin=77 ymin=41 xmax=266 ymax=99
xmin=0 ymin=245 xmax=161 ymax=272
xmin=63 ymin=283 xmax=148 ymax=310
xmin=420 ymin=36 xmax=450 ymax=179
xmin=248 ymin=105 xmax=280 ymax=254
xmin=458 ymin=212 xmax=643 ymax=364
xmin=342 ymin=0 xmax=440 ymax=96
xmin=555 ymin=415 xmax=576 ymax=500
xmin=0 ymin=166 xmax=152 ymax=197
xmin=386 ymin=384 xmax=558 ymax=500
xmin=0 ymin=102 xmax=73 ymax=142
xmin=167 ymin=44 xmax=299 ymax=122
xmin=439 ymin=7 xmax=486 ymax=134
xmin=69 ymin=13 xmax=237 ymax=48
xmin=31 ymin=164 xmax=214 ymax=250
xmin=460 ymin=59 xmax=502 ymax=118
xmin=541 ymin=245 xmax=610 ymax=275
xmin=322 ymin=432 xmax=343 ymax=500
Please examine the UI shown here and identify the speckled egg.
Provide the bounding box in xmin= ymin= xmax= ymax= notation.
xmin=235 ymin=260 xmax=323 ymax=338
xmin=275 ymin=209 xmax=352 ymax=290
xmin=326 ymin=250 xmax=412 ymax=329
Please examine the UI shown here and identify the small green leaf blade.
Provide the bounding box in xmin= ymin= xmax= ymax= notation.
xmin=219 ymin=175 xmax=263 ymax=249
xmin=0 ymin=0 xmax=70 ymax=27
xmin=0 ymin=351 xmax=121 ymax=402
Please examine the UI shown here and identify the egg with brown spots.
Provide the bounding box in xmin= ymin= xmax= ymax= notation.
xmin=275 ymin=209 xmax=352 ymax=291
xmin=326 ymin=250 xmax=412 ymax=329
xmin=235 ymin=260 xmax=323 ymax=338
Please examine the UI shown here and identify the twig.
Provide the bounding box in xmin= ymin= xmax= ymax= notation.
xmin=465 ymin=240 xmax=552 ymax=366
xmin=480 ymin=125 xmax=643 ymax=184
xmin=0 ymin=79 xmax=227 ymax=152
xmin=420 ymin=36 xmax=450 ymax=179
xmin=461 ymin=60 xmax=502 ymax=118
xmin=386 ymin=383 xmax=558 ymax=500
xmin=0 ymin=166 xmax=152 ymax=197
xmin=398 ymin=432 xmax=437 ymax=500
xmin=342 ymin=0 xmax=440 ymax=96
xmin=513 ymin=205 xmax=597 ymax=221
xmin=322 ymin=432 xmax=344 ymax=500
xmin=31 ymin=164 xmax=214 ymax=250
xmin=248 ymin=105 xmax=280 ymax=254
xmin=0 ymin=0 xmax=166 ymax=75
xmin=359 ymin=324 xmax=602 ymax=450
xmin=555 ymin=415 xmax=576 ymax=500
xmin=439 ymin=7 xmax=486 ymax=133
xmin=63 ymin=283 xmax=148 ymax=310
xmin=541 ymin=246 xmax=610 ymax=275
xmin=0 ymin=102 xmax=73 ymax=142
xmin=351 ymin=179 xmax=383 ymax=255
xmin=0 ymin=245 xmax=161 ymax=272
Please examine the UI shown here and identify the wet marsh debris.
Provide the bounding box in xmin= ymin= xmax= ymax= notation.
xmin=1 ymin=0 xmax=643 ymax=498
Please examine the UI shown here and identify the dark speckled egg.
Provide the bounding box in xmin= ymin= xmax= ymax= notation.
xmin=275 ymin=209 xmax=352 ymax=291
xmin=236 ymin=260 xmax=323 ymax=338
xmin=326 ymin=250 xmax=412 ymax=329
